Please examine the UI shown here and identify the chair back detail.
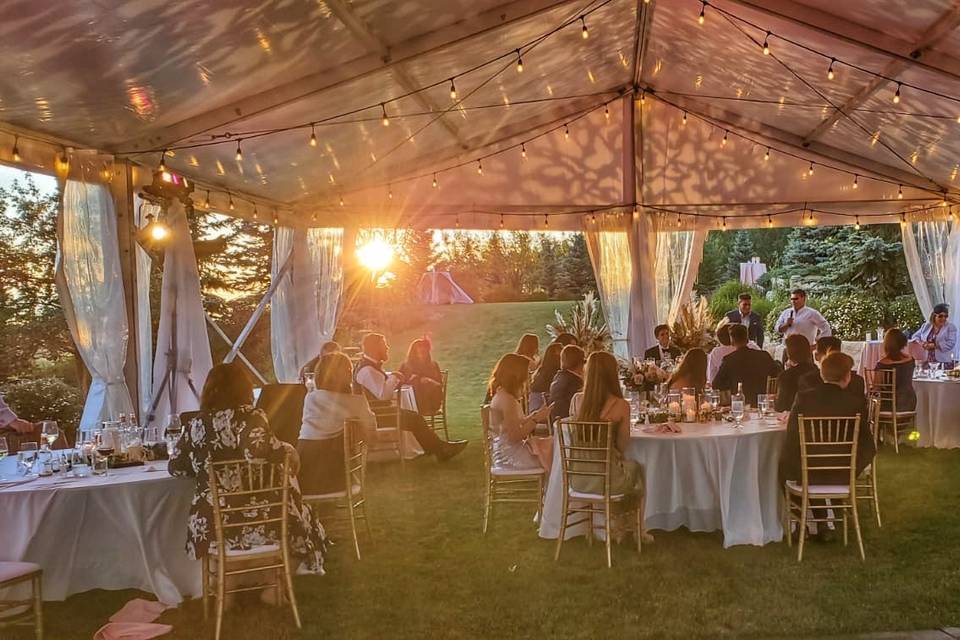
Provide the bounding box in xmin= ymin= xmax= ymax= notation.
xmin=343 ymin=419 xmax=368 ymax=496
xmin=797 ymin=414 xmax=860 ymax=490
xmin=556 ymin=420 xmax=615 ymax=497
xmin=765 ymin=375 xmax=778 ymax=397
xmin=864 ymin=368 xmax=897 ymax=413
xmin=480 ymin=404 xmax=493 ymax=469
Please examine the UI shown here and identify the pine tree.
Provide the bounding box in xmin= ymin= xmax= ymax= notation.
xmin=562 ymin=234 xmax=596 ymax=296
xmin=725 ymin=230 xmax=755 ymax=281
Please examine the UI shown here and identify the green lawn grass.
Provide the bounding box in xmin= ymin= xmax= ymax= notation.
xmin=20 ymin=302 xmax=960 ymax=639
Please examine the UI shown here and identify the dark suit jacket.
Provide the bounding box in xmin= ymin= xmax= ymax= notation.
xmin=643 ymin=344 xmax=682 ymax=366
xmin=548 ymin=369 xmax=583 ymax=426
xmin=780 ymin=383 xmax=876 ymax=485
xmin=725 ymin=310 xmax=765 ymax=347
xmin=774 ymin=362 xmax=819 ymax=412
xmin=800 ymin=369 xmax=866 ymax=399
xmin=713 ymin=347 xmax=782 ymax=405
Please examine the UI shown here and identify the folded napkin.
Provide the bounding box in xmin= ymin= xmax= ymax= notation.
xmin=93 ymin=598 xmax=173 ymax=640
xmin=642 ymin=422 xmax=683 ymax=434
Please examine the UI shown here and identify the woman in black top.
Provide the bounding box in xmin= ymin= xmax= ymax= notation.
xmin=774 ymin=334 xmax=819 ymax=412
xmin=876 ymin=328 xmax=917 ymax=412
xmin=529 ymin=342 xmax=562 ymax=411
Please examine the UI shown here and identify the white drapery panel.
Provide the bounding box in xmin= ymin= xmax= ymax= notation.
xmin=902 ymin=221 xmax=960 ymax=318
xmin=147 ymin=200 xmax=212 ymax=427
xmin=133 ymin=195 xmax=157 ymax=418
xmin=271 ymin=227 xmax=344 ymax=382
xmin=627 ymin=212 xmax=660 ymax=358
xmin=584 ymin=215 xmax=632 ymax=358
xmin=56 ymin=178 xmax=134 ymax=431
xmin=655 ymin=228 xmax=706 ymax=325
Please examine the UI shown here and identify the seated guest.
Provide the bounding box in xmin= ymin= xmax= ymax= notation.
xmin=515 ymin=333 xmax=541 ymax=372
xmin=713 ymin=324 xmax=781 ymax=406
xmin=299 ymin=340 xmax=342 ymax=382
xmin=643 ymin=324 xmax=682 ymax=366
xmin=398 ymin=338 xmax=444 ymax=416
xmin=780 ymin=352 xmax=876 ymax=535
xmin=354 ymin=333 xmax=467 ymax=461
xmin=667 ymin=348 xmax=707 ymax=393
xmin=801 ymin=337 xmax=866 ymax=397
xmin=169 ymin=362 xmax=327 ymax=574
xmin=911 ymin=303 xmax=958 ymax=369
xmin=298 ymin=353 xmax=378 ymax=495
xmin=876 ymin=328 xmax=917 ymax=412
xmin=549 ymin=345 xmax=586 ymax=426
xmin=0 ymin=392 xmax=40 ymax=453
xmin=725 ymin=292 xmax=765 ymax=347
xmin=488 ymin=354 xmax=553 ymax=471
xmin=774 ymin=335 xmax=819 ymax=412
xmin=707 ymin=323 xmax=761 ymax=383
xmin=569 ymin=352 xmax=643 ymax=498
xmin=551 ymin=332 xmax=579 ymax=347
xmin=529 ymin=342 xmax=563 ymax=412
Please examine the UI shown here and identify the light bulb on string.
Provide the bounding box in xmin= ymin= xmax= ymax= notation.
xmin=455 ymin=215 xmax=461 ymax=229
xmin=388 ymin=185 xmax=393 ymax=200
xmin=11 ymin=136 xmax=21 ymax=163
xmin=499 ymin=214 xmax=505 ymax=229
xmin=721 ymin=216 xmax=727 ymax=230
xmin=432 ymin=174 xmax=438 ymax=188
xmin=564 ymin=124 xmax=570 ymax=140
xmin=158 ymin=150 xmax=167 ymax=172
xmin=604 ymin=105 xmax=610 ymax=121
xmin=898 ymin=184 xmax=903 ymax=199
xmin=764 ymin=147 xmax=770 ymax=161
xmin=827 ymin=58 xmax=836 ymax=80
xmin=521 ymin=143 xmax=527 ymax=160
xmin=515 ymin=50 xmax=523 ymax=73
xmin=893 ymin=83 xmax=901 ymax=104
xmin=339 ymin=194 xmax=345 ymax=207
xmin=942 ymin=192 xmax=949 ymax=207
xmin=228 ymin=193 xmax=235 ymax=211
xmin=721 ymin=130 xmax=728 ymax=146
xmin=950 ymin=207 xmax=956 ymax=222
xmin=676 ymin=213 xmax=683 ymax=228
xmin=273 ymin=210 xmax=280 ymax=226
xmin=767 ymin=215 xmax=773 ymax=228
xmin=204 ymin=190 xmax=211 ymax=209
xmin=309 ymin=124 xmax=318 ymax=147
xmin=235 ymin=141 xmax=243 ymax=162
xmin=253 ymin=203 xmax=259 ymax=220
xmin=580 ymin=16 xmax=589 ymax=39
xmin=381 ymin=103 xmax=390 ymax=127
xmin=762 ymin=31 xmax=770 ymax=55
xmin=855 ymin=216 xmax=861 ymax=230
xmin=449 ymin=79 xmax=457 ymax=100
xmin=682 ymin=111 xmax=688 ymax=125
xmin=477 ymin=160 xmax=483 ymax=175
xmin=900 ymin=213 xmax=907 ymax=227
xmin=808 ymin=161 xmax=815 ymax=176
xmin=852 ymin=174 xmax=859 ymax=189
xmin=640 ymin=90 xmax=646 ymax=105
xmin=544 ymin=214 xmax=549 ymax=228
xmin=698 ymin=1 xmax=706 ymax=25
xmin=311 ymin=212 xmax=318 ymax=223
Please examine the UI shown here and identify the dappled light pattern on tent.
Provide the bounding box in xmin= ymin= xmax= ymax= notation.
xmin=416 ymin=271 xmax=474 ymax=305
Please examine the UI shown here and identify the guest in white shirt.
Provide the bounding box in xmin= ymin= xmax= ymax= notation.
xmin=298 ymin=353 xmax=378 ymax=494
xmin=774 ymin=288 xmax=831 ymax=346
xmin=354 ymin=333 xmax=467 ymax=462
xmin=707 ymin=322 xmax=760 ymax=384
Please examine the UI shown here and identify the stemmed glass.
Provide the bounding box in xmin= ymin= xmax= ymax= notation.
xmin=18 ymin=442 xmax=38 ymax=476
xmin=40 ymin=421 xmax=60 ymax=452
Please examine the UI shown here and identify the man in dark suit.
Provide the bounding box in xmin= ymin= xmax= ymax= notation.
xmin=800 ymin=336 xmax=866 ymax=398
xmin=643 ymin=324 xmax=682 ymax=365
xmin=713 ymin=324 xmax=782 ymax=405
xmin=725 ymin=292 xmax=765 ymax=348
xmin=780 ymin=352 xmax=876 ymax=538
xmin=549 ymin=345 xmax=585 ymax=426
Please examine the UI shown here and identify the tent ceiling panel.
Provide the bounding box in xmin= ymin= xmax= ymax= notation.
xmin=784 ymin=0 xmax=955 ymax=45
xmin=350 ymin=0 xmax=523 ymax=48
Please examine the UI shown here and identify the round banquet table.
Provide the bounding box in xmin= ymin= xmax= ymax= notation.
xmin=915 ymin=378 xmax=960 ymax=449
xmin=538 ymin=417 xmax=786 ymax=548
xmin=0 ymin=455 xmax=200 ymax=603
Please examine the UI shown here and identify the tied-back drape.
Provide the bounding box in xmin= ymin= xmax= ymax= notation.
xmin=902 ymin=221 xmax=960 ymax=319
xmin=271 ymin=227 xmax=343 ymax=382
xmin=655 ymin=228 xmax=706 ymax=325
xmin=55 ymin=175 xmax=134 ymax=431
xmin=133 ymin=195 xmax=156 ymax=418
xmin=584 ymin=214 xmax=632 ymax=358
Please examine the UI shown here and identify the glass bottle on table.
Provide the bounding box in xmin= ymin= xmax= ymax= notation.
xmin=164 ymin=414 xmax=183 ymax=459
xmin=731 ymin=382 xmax=746 ymax=428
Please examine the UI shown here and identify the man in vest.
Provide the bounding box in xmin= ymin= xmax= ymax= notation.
xmin=355 ymin=333 xmax=467 ymax=461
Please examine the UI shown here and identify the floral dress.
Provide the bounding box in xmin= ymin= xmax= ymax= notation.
xmin=168 ymin=405 xmax=327 ymax=573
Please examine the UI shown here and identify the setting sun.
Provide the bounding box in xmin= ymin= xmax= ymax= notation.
xmin=356 ymin=237 xmax=395 ymax=273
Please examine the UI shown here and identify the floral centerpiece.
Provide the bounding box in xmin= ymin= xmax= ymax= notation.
xmin=619 ymin=358 xmax=668 ymax=393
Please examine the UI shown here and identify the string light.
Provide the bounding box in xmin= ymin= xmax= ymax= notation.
xmin=309 ymin=124 xmax=318 ymax=147
xmin=311 ymin=212 xmax=318 ymax=223
xmin=11 ymin=137 xmax=21 ymax=163
xmin=499 ymin=214 xmax=505 ymax=229
xmin=235 ymin=140 xmax=242 ymax=162
xmin=898 ymin=184 xmax=903 ymax=199
xmin=339 ymin=194 xmax=345 ymax=206
xmin=721 ymin=130 xmax=728 ymax=146
xmin=854 ymin=216 xmax=861 ymax=230
xmin=477 ymin=160 xmax=483 ymax=175
xmin=853 ymin=174 xmax=859 ymax=189
xmin=764 ymin=147 xmax=770 ymax=161
xmin=515 ymin=50 xmax=523 ymax=73
xmin=677 ymin=213 xmax=683 ymax=228
xmin=827 ymin=58 xmax=836 ymax=80
xmin=767 ymin=215 xmax=773 ymax=228
xmin=698 ymin=1 xmax=706 ymax=25
xmin=640 ymin=90 xmax=646 ymax=105
xmin=900 ymin=212 xmax=907 ymax=227
xmin=681 ymin=111 xmax=688 ymax=125
xmin=808 ymin=161 xmax=815 ymax=176
xmin=388 ymin=184 xmax=393 ymax=200
xmin=432 ymin=173 xmax=438 ymax=188
xmin=580 ymin=16 xmax=589 ymax=39
xmin=721 ymin=216 xmax=727 ymax=229
xmin=942 ymin=191 xmax=948 ymax=207
xmin=604 ymin=105 xmax=610 ymax=121
xmin=253 ymin=203 xmax=259 ymax=220
xmin=564 ymin=123 xmax=570 ymax=140
xmin=449 ymin=79 xmax=457 ymax=100
xmin=455 ymin=214 xmax=461 ymax=229
xmin=381 ymin=103 xmax=390 ymax=127
xmin=950 ymin=207 xmax=956 ymax=222
xmin=762 ymin=31 xmax=770 ymax=55
xmin=544 ymin=214 xmax=550 ymax=227
xmin=893 ymin=83 xmax=902 ymax=104
xmin=228 ymin=193 xmax=235 ymax=211
xmin=158 ymin=150 xmax=167 ymax=172
xmin=273 ymin=209 xmax=280 ymax=226
xmin=521 ymin=143 xmax=527 ymax=159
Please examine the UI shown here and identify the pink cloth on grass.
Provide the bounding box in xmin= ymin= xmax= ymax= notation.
xmin=93 ymin=598 xmax=173 ymax=640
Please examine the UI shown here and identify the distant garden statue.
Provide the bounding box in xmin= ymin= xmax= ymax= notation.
xmin=671 ymin=297 xmax=717 ymax=352
xmin=547 ymin=292 xmax=612 ymax=355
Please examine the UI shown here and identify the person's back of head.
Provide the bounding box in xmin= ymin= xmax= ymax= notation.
xmin=315 ymin=353 xmax=354 ymax=394
xmin=729 ymin=324 xmax=749 ymax=347
xmin=489 ymin=353 xmax=529 ymax=400
xmin=200 ymin=362 xmax=253 ymax=413
xmin=516 ymin=333 xmax=539 ymax=359
xmin=361 ymin=332 xmax=387 ymax=357
xmin=553 ymin=332 xmax=578 ymax=347
xmin=716 ymin=323 xmax=732 ymax=347
xmin=320 ymin=341 xmax=341 ymax=356
xmin=785 ymin=334 xmax=812 ymax=365
xmin=882 ymin=328 xmax=907 ymax=360
xmin=538 ymin=342 xmax=562 ymax=375
xmin=560 ymin=344 xmax=586 ymax=373
xmin=815 ymin=336 xmax=842 ymax=359
xmin=671 ymin=348 xmax=707 ymax=389
xmin=820 ymin=351 xmax=854 ymax=386
xmin=578 ymin=351 xmax=622 ymax=420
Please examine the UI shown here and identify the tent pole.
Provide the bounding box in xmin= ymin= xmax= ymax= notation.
xmin=205 ymin=313 xmax=268 ymax=384
xmin=224 ymin=252 xmax=294 ymax=363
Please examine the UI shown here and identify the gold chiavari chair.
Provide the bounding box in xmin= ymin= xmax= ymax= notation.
xmin=0 ymin=562 xmax=42 ymax=639
xmin=205 ymin=454 xmax=300 ymax=640
xmin=426 ymin=370 xmax=450 ymax=441
xmin=481 ymin=405 xmax=545 ymax=535
xmin=865 ymin=368 xmax=916 ymax=454
xmin=783 ymin=415 xmax=865 ymax=562
xmin=555 ymin=420 xmax=643 ymax=568
xmin=304 ymin=419 xmax=371 ymax=560
xmin=856 ymin=398 xmax=882 ymax=527
xmin=766 ymin=375 xmax=779 ymax=398
xmin=370 ymin=388 xmax=405 ymax=467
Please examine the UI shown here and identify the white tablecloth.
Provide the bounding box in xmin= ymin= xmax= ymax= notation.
xmin=0 ymin=456 xmax=200 ymax=603
xmin=739 ymin=262 xmax=767 ymax=286
xmin=915 ymin=378 xmax=960 ymax=449
xmin=539 ymin=418 xmax=786 ymax=548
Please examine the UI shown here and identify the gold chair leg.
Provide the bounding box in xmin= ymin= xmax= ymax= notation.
xmin=34 ymin=573 xmax=43 ymax=640
xmin=636 ymin=493 xmax=645 ymax=555
xmin=482 ymin=479 xmax=494 ymax=536
xmin=604 ymin=501 xmax=612 ymax=569
xmin=202 ymin=556 xmax=210 ymax=621
xmin=852 ymin=501 xmax=866 ymax=561
xmin=842 ymin=512 xmax=848 ymax=546
xmin=891 ymin=418 xmax=900 ymax=454
xmin=784 ymin=488 xmax=792 ymax=548
xmin=797 ymin=496 xmax=808 ymax=563
xmin=554 ymin=493 xmax=569 ymax=562
xmin=214 ymin=558 xmax=226 ymax=640
xmin=873 ymin=479 xmax=882 ymax=528
xmin=347 ymin=498 xmax=361 ymax=560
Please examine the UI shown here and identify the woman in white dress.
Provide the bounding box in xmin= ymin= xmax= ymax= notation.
xmin=488 ymin=353 xmax=553 ymax=471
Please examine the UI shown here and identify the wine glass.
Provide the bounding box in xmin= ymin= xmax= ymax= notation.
xmin=40 ymin=421 xmax=60 ymax=452
xmin=94 ymin=431 xmax=115 ymax=477
xmin=730 ymin=399 xmax=745 ymax=428
xmin=18 ymin=442 xmax=38 ymax=476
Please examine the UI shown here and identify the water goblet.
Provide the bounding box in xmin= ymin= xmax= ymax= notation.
xmin=18 ymin=442 xmax=38 ymax=476
xmin=40 ymin=421 xmax=60 ymax=452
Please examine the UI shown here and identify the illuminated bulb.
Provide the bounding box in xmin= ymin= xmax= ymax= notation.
xmin=11 ymin=137 xmax=20 ymax=163
xmin=204 ymin=191 xmax=211 ymax=209
xmin=477 ymin=160 xmax=483 ymax=175
xmin=942 ymin=192 xmax=948 ymax=207
xmin=253 ymin=204 xmax=259 ymax=219
xmin=311 ymin=212 xmax=318 ymax=223
xmin=808 ymin=161 xmax=814 ymax=176
xmin=544 ymin=214 xmax=549 ymax=227
xmin=698 ymin=1 xmax=706 ymax=25
xmin=521 ymin=144 xmax=527 ymax=159
xmin=499 ymin=214 xmax=505 ymax=229
xmin=956 ymin=115 xmax=960 ymax=124
xmin=381 ymin=103 xmax=390 ymax=127
xmin=158 ymin=151 xmax=167 ymax=172
xmin=893 ymin=83 xmax=901 ymax=104
xmin=853 ymin=174 xmax=859 ymax=189
xmin=449 ymin=79 xmax=457 ymax=100
xmin=432 ymin=174 xmax=438 ymax=188
xmin=767 ymin=215 xmax=773 ymax=228
xmin=604 ymin=105 xmax=610 ymax=121
xmin=580 ymin=16 xmax=589 ymax=39
xmin=721 ymin=130 xmax=728 ymax=146
xmin=677 ymin=214 xmax=682 ymax=228
xmin=235 ymin=141 xmax=242 ymax=162
xmin=228 ymin=194 xmax=235 ymax=211
xmin=900 ymin=213 xmax=907 ymax=227
xmin=949 ymin=208 xmax=956 ymax=222
xmin=309 ymin=125 xmax=318 ymax=147
xmin=591 ymin=213 xmax=597 ymax=223
xmin=827 ymin=58 xmax=836 ymax=80
xmin=564 ymin=124 xmax=570 ymax=140
xmin=898 ymin=184 xmax=903 ymax=199
xmin=516 ymin=50 xmax=523 ymax=73
xmin=807 ymin=210 xmax=815 ymax=225
xmin=339 ymin=195 xmax=345 ymax=207
xmin=388 ymin=185 xmax=393 ymax=200
xmin=764 ymin=147 xmax=770 ymax=161
xmin=762 ymin=32 xmax=770 ymax=55
xmin=640 ymin=91 xmax=646 ymax=105
xmin=721 ymin=216 xmax=727 ymax=229
xmin=455 ymin=215 xmax=461 ymax=229
xmin=682 ymin=111 xmax=688 ymax=125
xmin=855 ymin=216 xmax=861 ymax=230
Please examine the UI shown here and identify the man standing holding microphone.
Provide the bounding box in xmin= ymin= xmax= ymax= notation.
xmin=775 ymin=289 xmax=832 ymax=353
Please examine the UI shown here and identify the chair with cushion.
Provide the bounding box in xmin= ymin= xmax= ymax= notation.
xmin=204 ymin=453 xmax=300 ymax=640
xmin=865 ymin=368 xmax=916 ymax=454
xmin=0 ymin=562 xmax=42 ymax=639
xmin=481 ymin=405 xmax=545 ymax=536
xmin=554 ymin=420 xmax=643 ymax=568
xmin=783 ymin=415 xmax=865 ymax=562
xmin=856 ymin=398 xmax=882 ymax=527
xmin=303 ymin=419 xmax=371 ymax=559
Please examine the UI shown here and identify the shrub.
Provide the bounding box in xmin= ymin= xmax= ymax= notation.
xmin=887 ymin=295 xmax=924 ymax=335
xmin=0 ymin=377 xmax=84 ymax=441
xmin=820 ymin=294 xmax=886 ymax=341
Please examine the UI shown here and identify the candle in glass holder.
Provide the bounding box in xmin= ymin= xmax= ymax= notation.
xmin=681 ymin=387 xmax=698 ymax=423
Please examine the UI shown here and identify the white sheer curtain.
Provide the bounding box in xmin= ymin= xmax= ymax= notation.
xmin=271 ymin=227 xmax=343 ymax=382
xmin=133 ymin=195 xmax=156 ymax=418
xmin=147 ymin=200 xmax=212 ymax=428
xmin=56 ymin=177 xmax=134 ymax=431
xmin=902 ymin=221 xmax=960 ymax=318
xmin=627 ymin=211 xmax=660 ymax=358
xmin=584 ymin=214 xmax=632 ymax=358
xmin=655 ymin=229 xmax=706 ymax=325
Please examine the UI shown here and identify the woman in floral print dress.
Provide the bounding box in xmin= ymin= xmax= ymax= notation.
xmin=168 ymin=362 xmax=327 ymax=574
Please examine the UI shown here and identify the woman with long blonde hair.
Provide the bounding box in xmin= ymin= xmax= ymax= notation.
xmin=515 ymin=333 xmax=541 ymax=373
xmin=667 ymin=348 xmax=707 ymax=393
